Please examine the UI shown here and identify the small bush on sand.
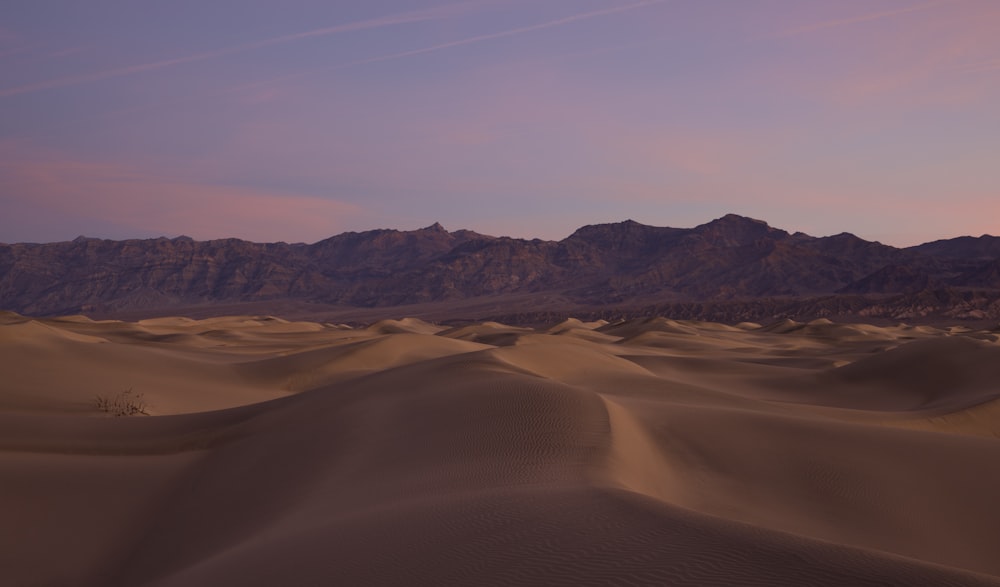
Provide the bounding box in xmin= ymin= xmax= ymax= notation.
xmin=95 ymin=388 xmax=148 ymax=417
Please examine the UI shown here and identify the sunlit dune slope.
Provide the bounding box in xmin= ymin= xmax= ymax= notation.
xmin=2 ymin=313 xmax=1000 ymax=586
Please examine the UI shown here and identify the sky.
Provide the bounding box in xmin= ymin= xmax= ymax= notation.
xmin=1 ymin=0 xmax=999 ymax=246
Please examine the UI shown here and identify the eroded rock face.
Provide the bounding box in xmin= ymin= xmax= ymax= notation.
xmin=0 ymin=215 xmax=997 ymax=317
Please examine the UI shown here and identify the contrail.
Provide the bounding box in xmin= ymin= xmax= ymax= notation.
xmin=337 ymin=0 xmax=668 ymax=67
xmin=0 ymin=1 xmax=484 ymax=98
xmin=231 ymin=0 xmax=668 ymax=91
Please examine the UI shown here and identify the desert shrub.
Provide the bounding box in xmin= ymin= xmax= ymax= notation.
xmin=95 ymin=387 xmax=148 ymax=417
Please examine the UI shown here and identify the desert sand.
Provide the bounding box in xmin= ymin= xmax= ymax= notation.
xmin=2 ymin=310 xmax=1000 ymax=586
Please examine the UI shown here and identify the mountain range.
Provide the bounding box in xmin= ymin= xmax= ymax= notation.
xmin=2 ymin=214 xmax=999 ymax=323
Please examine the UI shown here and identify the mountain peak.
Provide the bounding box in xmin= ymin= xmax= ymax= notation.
xmin=910 ymin=234 xmax=1000 ymax=259
xmin=4 ymin=214 xmax=1000 ymax=321
xmin=708 ymin=213 xmax=769 ymax=227
xmin=693 ymin=214 xmax=784 ymax=246
xmin=568 ymin=219 xmax=650 ymax=238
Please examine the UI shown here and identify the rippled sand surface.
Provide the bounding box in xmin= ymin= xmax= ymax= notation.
xmin=2 ymin=311 xmax=1000 ymax=586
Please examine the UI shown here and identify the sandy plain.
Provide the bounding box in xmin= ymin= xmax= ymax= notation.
xmin=2 ymin=310 xmax=1000 ymax=586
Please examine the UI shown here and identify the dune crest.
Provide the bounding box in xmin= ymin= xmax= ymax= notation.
xmin=3 ymin=315 xmax=1000 ymax=586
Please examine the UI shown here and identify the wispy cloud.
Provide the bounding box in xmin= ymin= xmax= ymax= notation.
xmin=0 ymin=47 xmax=29 ymax=59
xmin=960 ymin=58 xmax=1000 ymax=73
xmin=776 ymin=0 xmax=958 ymax=37
xmin=754 ymin=0 xmax=1000 ymax=107
xmin=0 ymin=144 xmax=361 ymax=242
xmin=332 ymin=0 xmax=668 ymax=69
xmin=0 ymin=27 xmax=33 ymax=59
xmin=231 ymin=0 xmax=668 ymax=93
xmin=47 ymin=45 xmax=91 ymax=59
xmin=0 ymin=1 xmax=483 ymax=98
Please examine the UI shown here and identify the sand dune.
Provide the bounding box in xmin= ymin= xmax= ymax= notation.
xmin=2 ymin=313 xmax=1000 ymax=586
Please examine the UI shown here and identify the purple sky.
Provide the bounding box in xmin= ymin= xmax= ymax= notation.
xmin=1 ymin=0 xmax=998 ymax=245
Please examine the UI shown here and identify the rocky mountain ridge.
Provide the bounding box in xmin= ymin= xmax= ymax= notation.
xmin=1 ymin=214 xmax=998 ymax=321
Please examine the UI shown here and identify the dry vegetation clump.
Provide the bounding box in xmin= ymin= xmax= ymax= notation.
xmin=95 ymin=387 xmax=148 ymax=417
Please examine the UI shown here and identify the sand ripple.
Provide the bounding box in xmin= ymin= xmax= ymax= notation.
xmin=2 ymin=315 xmax=999 ymax=586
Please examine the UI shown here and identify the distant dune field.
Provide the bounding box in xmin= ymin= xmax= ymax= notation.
xmin=2 ymin=311 xmax=1000 ymax=586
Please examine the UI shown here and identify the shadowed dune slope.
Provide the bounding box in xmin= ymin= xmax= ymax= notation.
xmin=2 ymin=314 xmax=1000 ymax=586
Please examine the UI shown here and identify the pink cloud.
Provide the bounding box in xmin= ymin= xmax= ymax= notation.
xmin=613 ymin=132 xmax=779 ymax=178
xmin=684 ymin=174 xmax=1000 ymax=246
xmin=775 ymin=0 xmax=959 ymax=37
xmin=765 ymin=0 xmax=1000 ymax=108
xmin=960 ymin=57 xmax=1000 ymax=73
xmin=0 ymin=144 xmax=360 ymax=243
